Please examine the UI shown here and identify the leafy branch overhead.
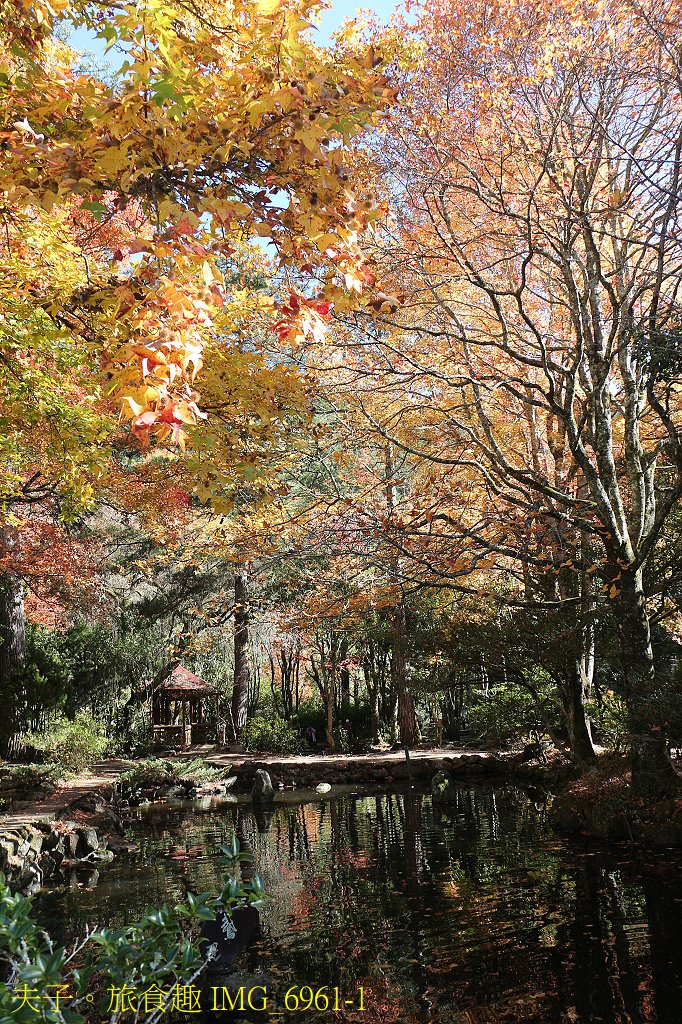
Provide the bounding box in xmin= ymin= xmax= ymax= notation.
xmin=0 ymin=0 xmax=394 ymax=515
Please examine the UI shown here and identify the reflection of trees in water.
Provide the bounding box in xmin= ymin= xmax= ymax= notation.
xmin=643 ymin=871 xmax=682 ymax=1023
xmin=552 ymin=855 xmax=682 ymax=1024
xmin=34 ymin=788 xmax=682 ymax=1024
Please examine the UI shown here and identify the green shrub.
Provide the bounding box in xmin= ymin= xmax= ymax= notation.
xmin=588 ymin=689 xmax=628 ymax=751
xmin=25 ymin=712 xmax=109 ymax=773
xmin=0 ymin=763 xmax=62 ymax=797
xmin=467 ymin=682 xmax=558 ymax=747
xmin=176 ymin=758 xmax=233 ymax=783
xmin=0 ymin=839 xmax=267 ymax=1023
xmin=119 ymin=757 xmax=180 ymax=789
xmin=120 ymin=757 xmax=234 ymax=790
xmin=338 ymin=701 xmax=372 ymax=739
xmin=242 ymin=716 xmax=300 ymax=754
xmin=290 ymin=699 xmax=327 ymax=740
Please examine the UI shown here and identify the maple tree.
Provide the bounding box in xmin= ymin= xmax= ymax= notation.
xmin=1 ymin=0 xmax=392 ymax=448
xmin=339 ymin=0 xmax=682 ymax=793
xmin=3 ymin=0 xmax=681 ymax=793
xmin=0 ymin=0 xmax=395 ymax=712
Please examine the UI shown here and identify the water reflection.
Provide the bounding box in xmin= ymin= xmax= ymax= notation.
xmin=34 ymin=785 xmax=682 ymax=1024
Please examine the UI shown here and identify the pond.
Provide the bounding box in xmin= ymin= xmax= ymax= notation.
xmin=34 ymin=783 xmax=682 ymax=1024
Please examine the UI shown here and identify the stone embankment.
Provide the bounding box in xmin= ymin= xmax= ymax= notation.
xmin=224 ymin=748 xmax=575 ymax=791
xmin=0 ymin=820 xmax=114 ymax=893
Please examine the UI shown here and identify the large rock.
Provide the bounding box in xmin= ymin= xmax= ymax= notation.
xmin=18 ymin=858 xmax=42 ymax=894
xmin=0 ymin=835 xmax=23 ymax=874
xmin=251 ymin=769 xmax=274 ymax=804
xmin=65 ymin=831 xmax=80 ymax=859
xmin=157 ymin=784 xmax=187 ymax=799
xmin=49 ymin=847 xmax=65 ymax=870
xmin=76 ymin=827 xmax=100 ymax=858
xmin=195 ymin=776 xmax=237 ymax=797
xmin=431 ymin=770 xmax=455 ymax=801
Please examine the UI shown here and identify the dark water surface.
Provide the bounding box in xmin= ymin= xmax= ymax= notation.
xmin=34 ymin=784 xmax=682 ymax=1024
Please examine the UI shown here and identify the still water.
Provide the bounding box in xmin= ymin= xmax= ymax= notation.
xmin=35 ymin=784 xmax=681 ymax=1024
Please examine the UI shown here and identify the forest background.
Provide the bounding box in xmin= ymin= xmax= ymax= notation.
xmin=1 ymin=0 xmax=681 ymax=806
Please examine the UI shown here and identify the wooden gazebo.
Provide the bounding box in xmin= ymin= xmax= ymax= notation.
xmin=151 ymin=666 xmax=220 ymax=748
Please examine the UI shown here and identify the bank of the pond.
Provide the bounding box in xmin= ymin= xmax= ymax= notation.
xmin=1 ymin=746 xmax=679 ymax=890
xmin=0 ymin=745 xmax=571 ymax=827
xmin=0 ymin=746 xmax=573 ymax=888
xmin=550 ymin=755 xmax=682 ymax=846
xmin=194 ymin=744 xmax=576 ymax=791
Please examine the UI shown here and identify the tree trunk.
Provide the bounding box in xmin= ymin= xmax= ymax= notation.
xmin=338 ymin=637 xmax=350 ymax=705
xmin=616 ymin=569 xmax=678 ymax=798
xmin=0 ymin=568 xmax=25 ymax=754
xmin=0 ymin=569 xmax=25 ymax=684
xmin=324 ymin=681 xmax=335 ymax=751
xmin=368 ymin=682 xmax=380 ymax=744
xmin=391 ymin=600 xmax=418 ymax=747
xmin=384 ymin=441 xmax=418 ymax=747
xmin=562 ymin=663 xmax=597 ymax=764
xmin=231 ymin=569 xmax=251 ymax=739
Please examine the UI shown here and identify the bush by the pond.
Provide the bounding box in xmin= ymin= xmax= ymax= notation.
xmin=24 ymin=713 xmax=109 ymax=773
xmin=119 ymin=757 xmax=180 ymax=789
xmin=0 ymin=840 xmax=268 ymax=1023
xmin=0 ymin=763 xmax=62 ymax=799
xmin=242 ymin=715 xmax=300 ymax=754
xmin=291 ymin=699 xmax=373 ymax=748
xmin=291 ymin=698 xmax=327 ymax=740
xmin=120 ymin=757 xmax=232 ymax=790
xmin=176 ymin=757 xmax=234 ymax=783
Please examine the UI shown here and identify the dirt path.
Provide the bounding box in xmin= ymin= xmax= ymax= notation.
xmin=193 ymin=746 xmax=488 ymax=769
xmin=0 ymin=759 xmax=132 ymax=832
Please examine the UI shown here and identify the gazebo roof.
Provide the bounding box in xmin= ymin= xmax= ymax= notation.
xmin=155 ymin=665 xmax=220 ymax=697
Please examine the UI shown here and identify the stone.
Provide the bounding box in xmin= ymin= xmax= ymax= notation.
xmin=431 ymin=770 xmax=455 ymax=801
xmin=0 ymin=833 xmax=20 ymax=855
xmin=76 ymin=827 xmax=100 ymax=858
xmin=195 ymin=776 xmax=237 ymax=797
xmin=49 ymin=848 xmax=65 ymax=869
xmin=88 ymin=808 xmax=120 ymax=830
xmin=251 ymin=769 xmax=274 ymax=804
xmin=549 ymin=796 xmax=583 ymax=833
xmin=157 ymin=784 xmax=186 ymax=799
xmin=40 ymin=852 xmax=56 ymax=878
xmin=65 ymin=832 xmax=80 ymax=858
xmin=0 ymin=837 xmax=21 ymax=872
xmin=315 ymin=783 xmax=332 ymax=794
xmin=18 ymin=859 xmax=42 ymax=895
xmin=89 ymin=848 xmax=114 ymax=863
xmin=105 ymin=834 xmax=139 ymax=854
xmin=41 ymin=829 xmax=60 ymax=852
